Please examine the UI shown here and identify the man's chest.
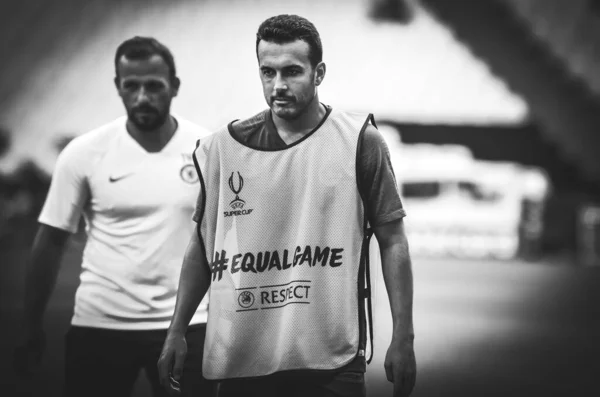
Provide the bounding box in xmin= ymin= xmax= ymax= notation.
xmin=87 ymin=151 xmax=199 ymax=217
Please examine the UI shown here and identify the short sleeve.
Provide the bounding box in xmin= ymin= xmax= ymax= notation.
xmin=38 ymin=140 xmax=89 ymax=233
xmin=357 ymin=124 xmax=406 ymax=227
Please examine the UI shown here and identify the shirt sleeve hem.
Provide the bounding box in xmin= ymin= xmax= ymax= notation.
xmin=37 ymin=216 xmax=78 ymax=234
xmin=370 ymin=208 xmax=407 ymax=228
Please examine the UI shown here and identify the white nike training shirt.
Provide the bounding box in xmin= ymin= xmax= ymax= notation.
xmin=39 ymin=115 xmax=210 ymax=330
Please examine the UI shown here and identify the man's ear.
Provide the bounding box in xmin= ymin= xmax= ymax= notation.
xmin=172 ymin=77 xmax=181 ymax=96
xmin=315 ymin=62 xmax=326 ymax=86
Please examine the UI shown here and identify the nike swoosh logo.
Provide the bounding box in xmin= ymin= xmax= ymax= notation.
xmin=109 ymin=174 xmax=133 ymax=183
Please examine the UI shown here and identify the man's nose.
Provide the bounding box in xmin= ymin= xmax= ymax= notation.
xmin=135 ymin=87 xmax=150 ymax=104
xmin=274 ymin=74 xmax=288 ymax=92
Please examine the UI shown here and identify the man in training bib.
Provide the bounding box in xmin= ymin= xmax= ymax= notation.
xmin=158 ymin=15 xmax=416 ymax=397
xmin=14 ymin=37 xmax=213 ymax=397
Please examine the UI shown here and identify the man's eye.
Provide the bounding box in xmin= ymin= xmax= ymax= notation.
xmin=146 ymin=82 xmax=165 ymax=91
xmin=123 ymin=82 xmax=139 ymax=90
xmin=262 ymin=69 xmax=275 ymax=77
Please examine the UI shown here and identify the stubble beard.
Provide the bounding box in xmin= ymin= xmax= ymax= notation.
xmin=129 ymin=107 xmax=169 ymax=132
xmin=271 ymin=93 xmax=316 ymax=121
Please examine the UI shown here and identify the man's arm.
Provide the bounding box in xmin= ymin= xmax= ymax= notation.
xmin=15 ymin=136 xmax=88 ymax=376
xmin=169 ymin=229 xmax=211 ymax=334
xmin=15 ymin=224 xmax=71 ymax=375
xmin=158 ymin=228 xmax=211 ymax=392
xmin=373 ymin=218 xmax=416 ymax=397
xmin=24 ymin=224 xmax=71 ymax=331
xmin=374 ymin=218 xmax=414 ymax=344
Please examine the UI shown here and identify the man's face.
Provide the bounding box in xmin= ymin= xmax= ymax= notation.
xmin=115 ymin=54 xmax=179 ymax=131
xmin=257 ymin=39 xmax=324 ymax=120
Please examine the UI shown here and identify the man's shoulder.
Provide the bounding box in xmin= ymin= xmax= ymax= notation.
xmin=230 ymin=109 xmax=270 ymax=140
xmin=175 ymin=116 xmax=213 ymax=140
xmin=59 ymin=117 xmax=125 ymax=163
xmin=192 ymin=109 xmax=268 ymax=156
xmin=356 ymin=122 xmax=392 ymax=177
xmin=331 ymin=108 xmax=373 ymax=127
xmin=361 ymin=123 xmax=385 ymax=147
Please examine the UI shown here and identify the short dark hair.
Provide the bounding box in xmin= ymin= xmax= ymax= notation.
xmin=114 ymin=36 xmax=176 ymax=79
xmin=256 ymin=14 xmax=323 ymax=68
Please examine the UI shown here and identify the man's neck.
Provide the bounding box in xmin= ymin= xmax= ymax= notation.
xmin=272 ymin=98 xmax=326 ymax=145
xmin=126 ymin=115 xmax=177 ymax=153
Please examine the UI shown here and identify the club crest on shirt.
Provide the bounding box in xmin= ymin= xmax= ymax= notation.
xmin=180 ymin=164 xmax=198 ymax=184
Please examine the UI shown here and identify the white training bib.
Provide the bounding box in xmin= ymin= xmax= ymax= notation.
xmin=195 ymin=109 xmax=373 ymax=379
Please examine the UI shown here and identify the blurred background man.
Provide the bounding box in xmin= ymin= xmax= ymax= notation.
xmin=11 ymin=36 xmax=212 ymax=397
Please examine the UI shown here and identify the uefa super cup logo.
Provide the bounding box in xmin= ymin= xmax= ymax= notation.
xmin=229 ymin=172 xmax=246 ymax=209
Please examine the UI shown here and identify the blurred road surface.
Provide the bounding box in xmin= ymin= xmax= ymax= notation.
xmin=1 ymin=227 xmax=599 ymax=397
